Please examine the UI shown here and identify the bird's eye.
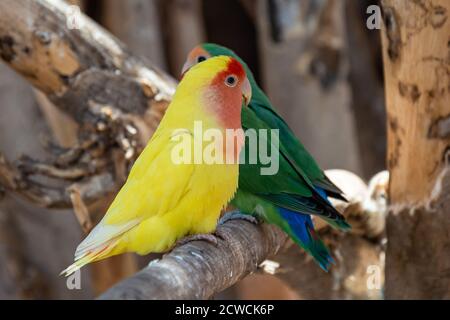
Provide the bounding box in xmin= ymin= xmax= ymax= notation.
xmin=225 ymin=75 xmax=238 ymax=87
xmin=197 ymin=55 xmax=207 ymax=63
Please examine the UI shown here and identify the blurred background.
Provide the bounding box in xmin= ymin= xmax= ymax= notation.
xmin=0 ymin=0 xmax=386 ymax=299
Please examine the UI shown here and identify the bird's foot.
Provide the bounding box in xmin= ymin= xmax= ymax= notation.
xmin=218 ymin=210 xmax=260 ymax=225
xmin=176 ymin=233 xmax=219 ymax=247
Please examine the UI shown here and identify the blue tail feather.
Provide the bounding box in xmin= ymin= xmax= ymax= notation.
xmin=315 ymin=186 xmax=331 ymax=204
xmin=278 ymin=207 xmax=334 ymax=271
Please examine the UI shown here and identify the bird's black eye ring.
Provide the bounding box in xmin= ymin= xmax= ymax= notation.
xmin=225 ymin=74 xmax=238 ymax=87
xmin=197 ymin=55 xmax=207 ymax=63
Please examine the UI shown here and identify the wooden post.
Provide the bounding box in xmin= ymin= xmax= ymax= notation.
xmin=381 ymin=0 xmax=450 ymax=298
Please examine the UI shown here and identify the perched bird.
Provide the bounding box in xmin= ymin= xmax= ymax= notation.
xmin=62 ymin=56 xmax=252 ymax=276
xmin=182 ymin=44 xmax=351 ymax=271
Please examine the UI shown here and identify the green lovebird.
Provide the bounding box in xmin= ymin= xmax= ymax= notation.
xmin=182 ymin=44 xmax=351 ymax=271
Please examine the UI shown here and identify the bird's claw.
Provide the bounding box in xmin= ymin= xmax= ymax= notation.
xmin=174 ymin=211 xmax=259 ymax=249
xmin=176 ymin=233 xmax=219 ymax=247
xmin=219 ymin=210 xmax=260 ymax=225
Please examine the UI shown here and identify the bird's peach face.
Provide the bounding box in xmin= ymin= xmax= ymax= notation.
xmin=181 ymin=46 xmax=212 ymax=76
xmin=214 ymin=72 xmax=251 ymax=107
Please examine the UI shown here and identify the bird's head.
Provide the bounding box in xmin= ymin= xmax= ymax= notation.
xmin=181 ymin=44 xmax=252 ymax=106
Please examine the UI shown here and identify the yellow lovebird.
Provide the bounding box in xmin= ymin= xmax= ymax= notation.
xmin=62 ymin=56 xmax=252 ymax=276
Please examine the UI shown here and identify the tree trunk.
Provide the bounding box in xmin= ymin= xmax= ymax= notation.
xmin=345 ymin=0 xmax=386 ymax=179
xmin=101 ymin=0 xmax=167 ymax=70
xmin=381 ymin=0 xmax=450 ymax=299
xmin=162 ymin=0 xmax=206 ymax=75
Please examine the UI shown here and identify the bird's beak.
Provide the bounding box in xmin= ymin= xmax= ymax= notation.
xmin=181 ymin=61 xmax=192 ymax=79
xmin=242 ymin=77 xmax=252 ymax=106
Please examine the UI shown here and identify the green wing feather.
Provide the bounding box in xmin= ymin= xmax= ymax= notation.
xmin=239 ymin=106 xmax=347 ymax=224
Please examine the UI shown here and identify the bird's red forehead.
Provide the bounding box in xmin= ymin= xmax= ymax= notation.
xmin=225 ymin=58 xmax=245 ymax=78
xmin=211 ymin=58 xmax=245 ymax=86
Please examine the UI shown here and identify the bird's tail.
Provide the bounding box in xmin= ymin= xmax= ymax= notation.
xmin=279 ymin=207 xmax=334 ymax=271
xmin=60 ymin=238 xmax=119 ymax=277
xmin=314 ymin=186 xmax=352 ymax=231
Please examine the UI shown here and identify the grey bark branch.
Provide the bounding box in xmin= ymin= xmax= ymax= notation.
xmin=0 ymin=152 xmax=115 ymax=209
xmin=99 ymin=221 xmax=286 ymax=300
xmin=0 ymin=0 xmax=175 ymax=120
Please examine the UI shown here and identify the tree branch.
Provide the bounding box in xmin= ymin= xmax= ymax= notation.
xmin=0 ymin=0 xmax=175 ymax=209
xmin=0 ymin=0 xmax=175 ymax=120
xmin=99 ymin=221 xmax=286 ymax=300
xmin=0 ymin=152 xmax=115 ymax=209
